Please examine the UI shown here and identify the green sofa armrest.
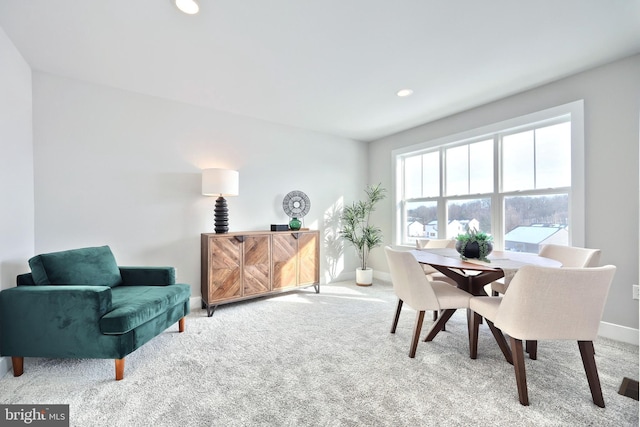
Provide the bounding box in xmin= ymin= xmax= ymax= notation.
xmin=16 ymin=273 xmax=36 ymax=286
xmin=0 ymin=286 xmax=113 ymax=358
xmin=118 ymin=267 xmax=176 ymax=286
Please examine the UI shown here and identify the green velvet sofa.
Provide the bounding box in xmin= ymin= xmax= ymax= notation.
xmin=0 ymin=245 xmax=191 ymax=380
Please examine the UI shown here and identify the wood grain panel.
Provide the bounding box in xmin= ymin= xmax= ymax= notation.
xmin=298 ymin=232 xmax=319 ymax=285
xmin=243 ymin=235 xmax=271 ymax=295
xmin=244 ymin=264 xmax=271 ymax=295
xmin=209 ymin=237 xmax=241 ymax=269
xmin=209 ymin=267 xmax=241 ymax=300
xmin=273 ymin=233 xmax=297 ymax=289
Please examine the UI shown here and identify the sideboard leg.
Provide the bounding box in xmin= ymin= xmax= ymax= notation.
xmin=202 ymin=299 xmax=216 ymax=317
xmin=207 ymin=305 xmax=216 ymax=317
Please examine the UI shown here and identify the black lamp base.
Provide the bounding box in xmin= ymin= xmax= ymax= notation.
xmin=214 ymin=196 xmax=229 ymax=233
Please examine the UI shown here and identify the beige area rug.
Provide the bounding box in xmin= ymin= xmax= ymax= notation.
xmin=1 ymin=281 xmax=638 ymax=426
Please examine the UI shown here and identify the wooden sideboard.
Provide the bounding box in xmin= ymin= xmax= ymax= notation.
xmin=201 ymin=230 xmax=320 ymax=316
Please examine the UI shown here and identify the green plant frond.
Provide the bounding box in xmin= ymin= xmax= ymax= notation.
xmin=338 ymin=184 xmax=387 ymax=270
xmin=456 ymin=230 xmax=493 ymax=242
xmin=364 ymin=183 xmax=387 ymax=210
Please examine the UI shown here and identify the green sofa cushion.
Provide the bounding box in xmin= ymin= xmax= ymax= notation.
xmin=99 ymin=284 xmax=191 ymax=334
xmin=28 ymin=245 xmax=123 ymax=287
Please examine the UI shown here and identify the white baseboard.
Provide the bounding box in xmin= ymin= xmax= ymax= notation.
xmin=189 ymin=296 xmax=201 ymax=310
xmin=374 ymin=271 xmax=391 ymax=283
xmin=331 ymin=272 xmax=355 ymax=282
xmin=598 ymin=321 xmax=639 ymax=345
xmin=0 ymin=356 xmax=10 ymax=377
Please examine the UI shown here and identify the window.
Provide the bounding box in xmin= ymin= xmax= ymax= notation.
xmin=393 ymin=101 xmax=584 ymax=253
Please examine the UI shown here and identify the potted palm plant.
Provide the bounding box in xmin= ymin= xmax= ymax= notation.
xmin=339 ymin=183 xmax=386 ymax=286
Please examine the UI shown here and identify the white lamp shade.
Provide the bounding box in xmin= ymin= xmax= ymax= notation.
xmin=202 ymin=169 xmax=239 ymax=197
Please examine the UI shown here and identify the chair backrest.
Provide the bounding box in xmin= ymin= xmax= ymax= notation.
xmin=415 ymin=238 xmax=456 ymax=249
xmin=495 ymin=265 xmax=616 ymax=340
xmin=384 ymin=246 xmax=440 ymax=311
xmin=538 ymin=244 xmax=601 ymax=268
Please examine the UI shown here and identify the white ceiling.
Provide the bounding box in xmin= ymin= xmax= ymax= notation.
xmin=1 ymin=1 xmax=639 ymax=141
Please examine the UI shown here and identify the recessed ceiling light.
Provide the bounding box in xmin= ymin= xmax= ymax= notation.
xmin=396 ymin=89 xmax=414 ymax=97
xmin=175 ymin=0 xmax=199 ymax=14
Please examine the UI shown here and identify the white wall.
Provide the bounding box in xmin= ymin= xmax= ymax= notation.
xmin=32 ymin=73 xmax=368 ymax=298
xmin=368 ymin=54 xmax=640 ymax=336
xmin=0 ymin=27 xmax=34 ymax=375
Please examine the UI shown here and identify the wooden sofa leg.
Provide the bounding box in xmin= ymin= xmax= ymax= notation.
xmin=179 ymin=317 xmax=185 ymax=333
xmin=11 ymin=357 xmax=24 ymax=377
xmin=115 ymin=358 xmax=125 ymax=381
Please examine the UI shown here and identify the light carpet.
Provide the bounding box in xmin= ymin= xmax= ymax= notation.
xmin=1 ymin=281 xmax=638 ymax=426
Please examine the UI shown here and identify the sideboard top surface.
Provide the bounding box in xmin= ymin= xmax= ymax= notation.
xmin=202 ymin=229 xmax=316 ymax=237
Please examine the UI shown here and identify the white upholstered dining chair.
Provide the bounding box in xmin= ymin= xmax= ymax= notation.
xmin=490 ymin=244 xmax=602 ymax=360
xmin=470 ymin=264 xmax=616 ymax=407
xmin=415 ymin=238 xmax=457 ymax=321
xmin=491 ymin=244 xmax=601 ymax=295
xmin=415 ymin=238 xmax=456 ymax=250
xmin=385 ymin=246 xmax=472 ymax=358
xmin=415 ymin=238 xmax=457 ymax=284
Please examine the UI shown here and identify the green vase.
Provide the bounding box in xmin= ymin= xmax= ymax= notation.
xmin=289 ymin=217 xmax=302 ymax=230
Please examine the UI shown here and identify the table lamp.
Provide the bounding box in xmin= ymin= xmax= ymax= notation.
xmin=202 ymin=168 xmax=239 ymax=233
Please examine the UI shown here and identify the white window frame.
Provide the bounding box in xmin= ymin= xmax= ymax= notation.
xmin=392 ymin=100 xmax=585 ymax=249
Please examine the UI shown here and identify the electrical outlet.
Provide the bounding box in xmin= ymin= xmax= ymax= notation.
xmin=633 ymin=285 xmax=639 ymax=300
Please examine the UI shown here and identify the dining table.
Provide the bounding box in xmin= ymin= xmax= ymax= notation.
xmin=410 ymin=247 xmax=562 ymax=364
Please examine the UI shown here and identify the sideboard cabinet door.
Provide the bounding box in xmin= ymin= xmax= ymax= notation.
xmin=243 ymin=234 xmax=271 ymax=297
xmin=298 ymin=231 xmax=319 ymax=285
xmin=201 ymin=235 xmax=242 ymax=306
xmin=272 ymin=233 xmax=298 ymax=290
xmin=273 ymin=231 xmax=319 ymax=289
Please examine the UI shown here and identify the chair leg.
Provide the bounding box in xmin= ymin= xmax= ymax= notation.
xmin=179 ymin=317 xmax=185 ymax=332
xmin=469 ymin=312 xmax=481 ymax=359
xmin=526 ymin=340 xmax=538 ymax=360
xmin=391 ymin=299 xmax=403 ymax=333
xmin=423 ymin=309 xmax=456 ymax=342
xmin=115 ymin=358 xmax=125 ymax=381
xmin=578 ymin=341 xmax=605 ymax=408
xmin=409 ymin=310 xmax=426 ymax=358
xmin=510 ymin=337 xmax=529 ymax=406
xmin=434 ymin=310 xmax=446 ymax=331
xmin=486 ymin=320 xmax=513 ymax=365
xmin=11 ymin=357 xmax=24 ymax=377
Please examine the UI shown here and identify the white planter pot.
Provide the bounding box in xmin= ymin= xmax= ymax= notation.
xmin=356 ymin=268 xmax=373 ymax=286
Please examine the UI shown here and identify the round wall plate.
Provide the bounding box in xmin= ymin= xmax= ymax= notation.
xmin=282 ymin=190 xmax=310 ymax=218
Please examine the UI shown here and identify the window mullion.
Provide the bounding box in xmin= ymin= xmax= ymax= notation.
xmin=439 ymin=147 xmax=446 ymax=239
xmin=533 ymin=129 xmax=537 ymax=189
xmin=492 ymin=136 xmax=503 ymax=249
